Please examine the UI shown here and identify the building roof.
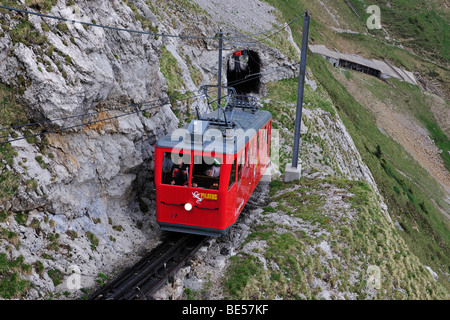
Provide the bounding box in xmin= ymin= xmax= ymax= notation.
xmin=309 ymin=45 xmax=417 ymax=85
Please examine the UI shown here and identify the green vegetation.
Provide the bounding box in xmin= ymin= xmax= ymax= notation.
xmin=10 ymin=18 xmax=47 ymax=46
xmin=40 ymin=22 xmax=50 ymax=32
xmin=0 ymin=253 xmax=31 ymax=299
xmin=0 ymin=84 xmax=27 ymax=203
xmin=96 ymin=272 xmax=108 ymax=286
xmin=307 ymin=52 xmax=450 ymax=292
xmin=0 ymin=227 xmax=20 ymax=247
xmin=262 ymin=0 xmax=449 ymax=98
xmin=48 ymin=268 xmax=63 ymax=286
xmin=257 ymin=4 xmax=450 ymax=291
xmin=145 ymin=0 xmax=209 ymax=19
xmin=265 ymin=77 xmax=335 ymax=116
xmin=124 ymin=0 xmax=159 ymax=34
xmin=224 ymin=177 xmax=447 ymax=299
xmin=348 ymin=0 xmax=449 ymax=63
xmin=87 ymin=231 xmax=99 ymax=250
xmin=0 ymin=143 xmax=19 ymax=202
xmin=224 ymin=0 xmax=449 ymax=296
xmin=14 ymin=212 xmax=28 ymax=226
xmin=0 ymin=0 xmax=57 ymax=15
xmin=159 ymin=46 xmax=202 ymax=124
xmin=24 ymin=0 xmax=57 ymax=12
xmin=55 ymin=22 xmax=69 ymax=34
xmin=160 ymin=45 xmax=185 ymax=91
xmin=256 ymin=12 xmax=298 ymax=61
xmin=46 ymin=232 xmax=60 ymax=251
xmin=0 ymin=210 xmax=11 ymax=223
xmin=180 ymin=50 xmax=203 ymax=86
xmin=261 ymin=76 xmax=337 ymax=172
xmin=363 ymin=78 xmax=450 ymax=171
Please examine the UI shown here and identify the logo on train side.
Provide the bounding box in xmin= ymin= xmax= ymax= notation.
xmin=192 ymin=191 xmax=203 ymax=204
xmin=201 ymin=193 xmax=218 ymax=201
xmin=192 ymin=191 xmax=218 ymax=204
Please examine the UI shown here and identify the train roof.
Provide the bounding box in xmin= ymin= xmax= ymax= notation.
xmin=156 ymin=108 xmax=272 ymax=155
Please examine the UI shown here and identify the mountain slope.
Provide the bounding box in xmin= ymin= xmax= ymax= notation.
xmin=256 ymin=0 xmax=449 ymax=295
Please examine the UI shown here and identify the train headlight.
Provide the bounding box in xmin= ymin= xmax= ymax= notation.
xmin=184 ymin=203 xmax=193 ymax=211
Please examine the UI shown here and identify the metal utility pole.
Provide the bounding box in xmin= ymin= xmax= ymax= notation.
xmin=217 ymin=30 xmax=223 ymax=106
xmin=292 ymin=10 xmax=310 ymax=168
xmin=285 ymin=10 xmax=310 ymax=182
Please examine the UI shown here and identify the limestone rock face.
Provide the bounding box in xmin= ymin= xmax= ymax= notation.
xmin=0 ymin=0 xmax=165 ymax=123
xmin=0 ymin=0 xmax=180 ymax=298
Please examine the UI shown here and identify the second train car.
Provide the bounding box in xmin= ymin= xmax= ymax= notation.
xmin=154 ymin=86 xmax=272 ymax=236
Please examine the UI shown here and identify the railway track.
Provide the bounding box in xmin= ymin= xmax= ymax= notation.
xmin=88 ymin=233 xmax=208 ymax=300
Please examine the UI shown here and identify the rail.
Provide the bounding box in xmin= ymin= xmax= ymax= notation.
xmin=88 ymin=233 xmax=208 ymax=300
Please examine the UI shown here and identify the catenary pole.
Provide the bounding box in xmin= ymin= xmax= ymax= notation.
xmin=217 ymin=30 xmax=223 ymax=106
xmin=291 ymin=11 xmax=310 ymax=168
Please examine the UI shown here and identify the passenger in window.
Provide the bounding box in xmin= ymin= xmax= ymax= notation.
xmin=162 ymin=153 xmax=174 ymax=184
xmin=191 ymin=177 xmax=198 ymax=188
xmin=204 ymin=158 xmax=220 ymax=189
xmin=170 ymin=157 xmax=189 ymax=186
xmin=205 ymin=158 xmax=221 ymax=177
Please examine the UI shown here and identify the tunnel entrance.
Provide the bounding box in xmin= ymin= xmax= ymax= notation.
xmin=226 ymin=50 xmax=261 ymax=95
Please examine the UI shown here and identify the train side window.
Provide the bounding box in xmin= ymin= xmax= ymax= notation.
xmin=192 ymin=155 xmax=221 ymax=190
xmin=249 ymin=139 xmax=254 ymax=168
xmin=257 ymin=134 xmax=260 ymax=162
xmin=228 ymin=158 xmax=237 ymax=189
xmin=237 ymin=152 xmax=243 ymax=183
xmin=253 ymin=138 xmax=256 ymax=167
xmin=261 ymin=128 xmax=267 ymax=158
xmin=162 ymin=152 xmax=191 ymax=186
xmin=246 ymin=145 xmax=250 ymax=169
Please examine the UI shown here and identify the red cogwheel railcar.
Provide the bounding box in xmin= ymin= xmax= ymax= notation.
xmin=155 ymin=87 xmax=272 ymax=236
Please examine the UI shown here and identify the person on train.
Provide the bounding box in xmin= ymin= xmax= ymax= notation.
xmin=170 ymin=157 xmax=189 ymax=186
xmin=162 ymin=153 xmax=174 ymax=184
xmin=204 ymin=158 xmax=221 ymax=177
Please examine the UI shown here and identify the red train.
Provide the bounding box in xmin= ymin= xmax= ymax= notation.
xmin=154 ymin=87 xmax=272 ymax=236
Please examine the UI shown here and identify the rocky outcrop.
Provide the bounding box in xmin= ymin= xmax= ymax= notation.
xmin=0 ymin=0 xmax=297 ymax=299
xmin=0 ymin=1 xmax=165 ymax=123
xmin=0 ymin=0 xmax=183 ymax=298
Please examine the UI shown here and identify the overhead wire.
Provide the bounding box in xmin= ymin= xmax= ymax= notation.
xmin=222 ymin=11 xmax=306 ymax=40
xmin=0 ymin=4 xmax=217 ymax=40
xmin=0 ymin=4 xmax=305 ymax=41
xmin=0 ymin=4 xmax=307 ymax=146
xmin=1 ymin=58 xmax=292 ymax=146
xmin=0 ymin=59 xmax=295 ymax=147
xmin=1 ymin=109 xmax=138 ymax=146
xmin=0 ymin=92 xmax=202 ymax=146
xmin=0 ymin=64 xmax=300 ymax=147
xmin=222 ymin=11 xmax=305 ymax=87
xmin=0 ymin=90 xmax=200 ymax=134
xmin=226 ymin=62 xmax=299 ymax=88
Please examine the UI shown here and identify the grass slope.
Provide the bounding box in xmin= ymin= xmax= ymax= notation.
xmin=225 ymin=177 xmax=447 ymax=299
xmin=307 ymin=52 xmax=449 ymax=292
xmin=257 ymin=0 xmax=450 ymax=295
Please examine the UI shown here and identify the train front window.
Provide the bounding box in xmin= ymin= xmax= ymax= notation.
xmin=161 ymin=152 xmax=191 ymax=186
xmin=192 ymin=155 xmax=221 ymax=190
